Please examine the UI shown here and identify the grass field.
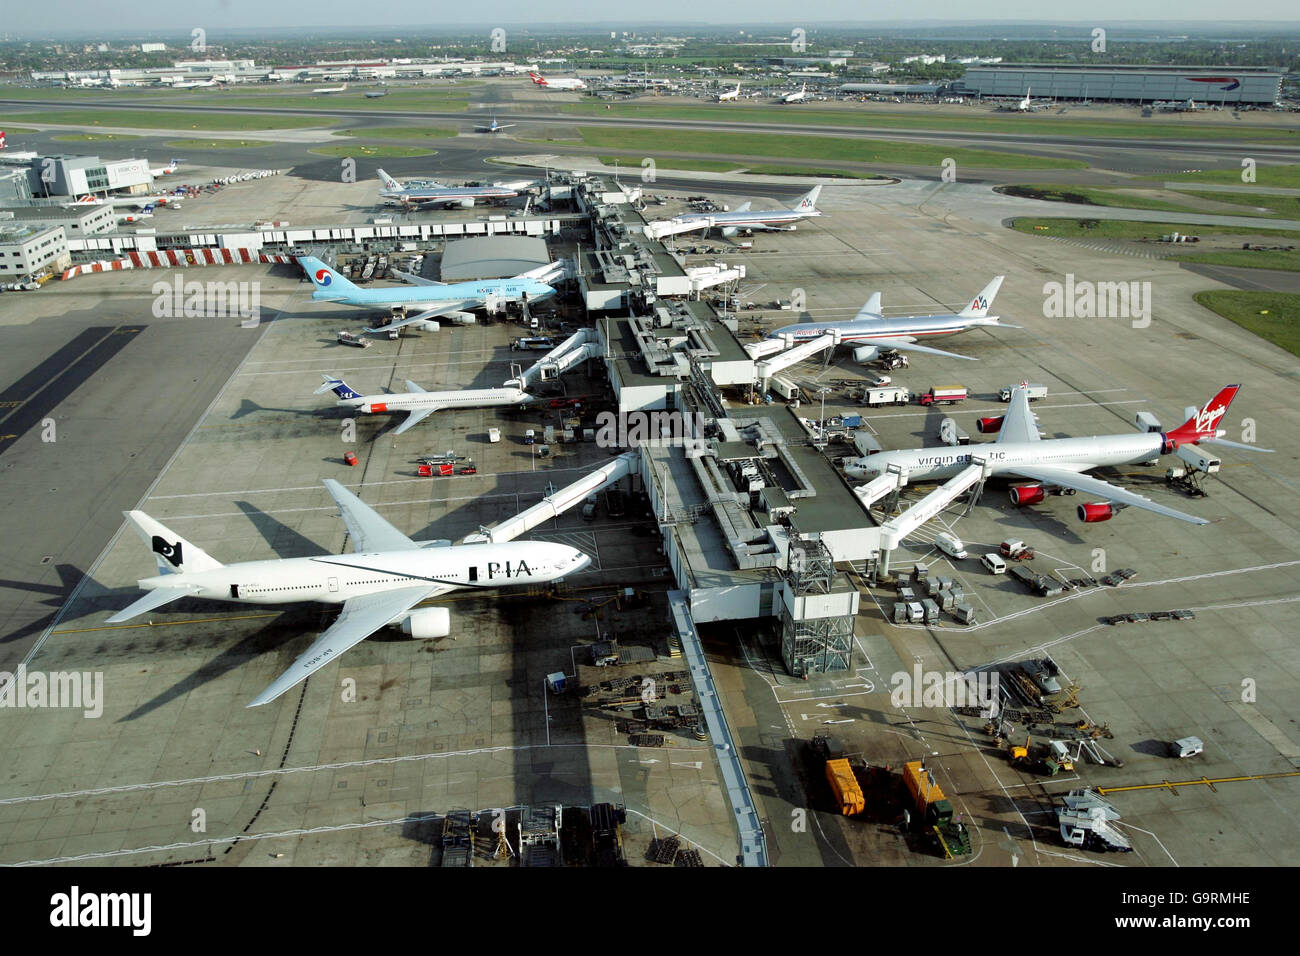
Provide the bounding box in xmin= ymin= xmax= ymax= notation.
xmin=337 ymin=126 xmax=460 ymax=139
xmin=1010 ymin=217 xmax=1300 ymax=240
xmin=745 ymin=164 xmax=889 ymax=179
xmin=1172 ymin=248 xmax=1300 ymax=271
xmin=164 ymin=138 xmax=276 ymax=149
xmin=1193 ymin=290 xmax=1300 ymax=357
xmin=0 ymin=124 xmax=38 ymax=133
xmin=1000 ymin=184 xmax=1203 ymax=214
xmin=20 ymin=108 xmax=326 ymax=130
xmin=597 ymin=155 xmax=741 ymax=172
xmin=0 ymin=86 xmax=476 ymax=113
xmin=1167 ymin=189 xmax=1298 ymax=217
xmin=309 ymin=144 xmax=435 ymax=158
xmin=568 ymin=127 xmax=1086 ymax=170
xmin=51 ymin=132 xmax=140 ymax=142
xmin=1159 ymin=164 xmax=1300 ymax=190
xmin=558 ymin=102 xmax=1300 ymax=142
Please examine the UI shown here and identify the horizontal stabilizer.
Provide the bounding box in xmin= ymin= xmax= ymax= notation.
xmin=106 ymin=586 xmax=198 ymax=624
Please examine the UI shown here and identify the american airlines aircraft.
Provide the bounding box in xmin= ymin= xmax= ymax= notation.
xmin=376 ymin=169 xmax=520 ymax=208
xmin=658 ymin=186 xmax=823 ymax=237
xmin=107 ymin=479 xmax=591 ymax=707
xmin=317 ymin=374 xmax=541 ymax=435
xmin=528 ymin=71 xmax=587 ymax=91
xmin=298 ymin=255 xmax=561 ymax=332
xmin=845 ymin=384 xmax=1272 ymax=525
xmin=769 ymin=276 xmax=1013 ymax=362
xmin=716 ymin=83 xmax=742 ymax=102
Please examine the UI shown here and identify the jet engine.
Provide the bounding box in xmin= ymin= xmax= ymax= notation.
xmin=1009 ymin=484 xmax=1046 ymax=506
xmin=400 ymin=607 xmax=451 ymax=638
xmin=721 ymin=226 xmax=738 ymax=238
xmin=853 ymin=345 xmax=882 ymax=364
xmin=1077 ymin=503 xmax=1116 ymax=523
xmin=977 ymin=416 xmax=1004 ymax=434
xmin=456 ymin=198 xmax=475 ymax=209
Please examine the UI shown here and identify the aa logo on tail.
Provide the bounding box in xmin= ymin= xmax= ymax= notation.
xmin=152 ymin=536 xmax=184 ymax=567
xmin=971 ymin=295 xmax=988 ymax=311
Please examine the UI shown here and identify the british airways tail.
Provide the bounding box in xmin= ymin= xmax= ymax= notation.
xmin=315 ymin=373 xmax=363 ymax=401
xmin=958 ymin=275 xmax=1005 ymax=318
xmin=793 ymin=185 xmax=822 ymax=212
xmin=298 ymin=255 xmax=360 ymax=297
xmin=121 ymin=511 xmax=224 ymax=576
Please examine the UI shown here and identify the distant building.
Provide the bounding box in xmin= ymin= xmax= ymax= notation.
xmin=140 ymin=42 xmax=166 ymax=54
xmin=25 ymin=155 xmax=153 ymax=198
xmin=0 ymin=223 xmax=70 ymax=278
xmin=957 ymin=64 xmax=1283 ymax=105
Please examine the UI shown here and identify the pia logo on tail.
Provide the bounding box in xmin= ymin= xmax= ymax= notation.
xmin=151 ymin=536 xmax=184 ymax=567
xmin=315 ymin=269 xmax=333 ymax=286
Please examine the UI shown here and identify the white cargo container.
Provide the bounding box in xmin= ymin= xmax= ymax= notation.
xmin=1000 ymin=383 xmax=1049 ymax=402
xmin=770 ymin=375 xmax=799 ymax=401
xmin=1174 ymin=444 xmax=1221 ymax=474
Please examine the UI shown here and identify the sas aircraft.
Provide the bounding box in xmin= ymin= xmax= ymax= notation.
xmin=317 ymin=375 xmax=540 ymax=435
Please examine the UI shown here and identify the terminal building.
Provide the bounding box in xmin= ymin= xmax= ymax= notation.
xmin=0 ymin=223 xmax=71 ymax=279
xmin=0 ymin=203 xmax=116 ymax=237
xmin=24 ymin=154 xmax=154 ymax=199
xmin=955 ymin=64 xmax=1285 ymax=105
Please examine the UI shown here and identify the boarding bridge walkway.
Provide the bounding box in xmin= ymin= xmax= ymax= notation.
xmin=685 ymin=263 xmax=745 ymax=296
xmin=876 ymin=463 xmax=988 ymax=575
xmin=852 ymin=470 xmax=905 ymax=511
xmin=754 ymin=332 xmax=839 ymax=388
xmin=510 ymin=328 xmax=602 ymax=389
xmin=643 ymin=217 xmax=713 ymax=241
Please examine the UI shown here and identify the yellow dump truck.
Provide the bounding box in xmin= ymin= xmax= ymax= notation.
xmin=825 ymin=758 xmax=865 ymax=816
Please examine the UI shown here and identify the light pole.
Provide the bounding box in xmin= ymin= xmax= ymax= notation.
xmin=816 ymin=386 xmax=832 ymax=448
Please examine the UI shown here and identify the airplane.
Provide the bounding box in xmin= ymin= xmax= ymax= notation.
xmin=149 ymin=158 xmax=181 ymax=177
xmin=998 ymin=87 xmax=1051 ymax=112
xmin=845 ymin=384 xmax=1273 ymax=525
xmin=297 ymin=254 xmax=561 ymax=333
xmin=105 ymin=478 xmax=592 ymax=707
xmin=476 ymin=113 xmax=516 ymax=134
xmin=376 ymin=168 xmax=520 ymax=208
xmin=768 ymin=276 xmax=1013 ymax=362
xmin=364 ymin=89 xmax=389 ymax=99
xmin=528 ymin=71 xmax=587 ymax=91
xmin=170 ymin=78 xmax=218 ymax=89
xmin=116 ymin=203 xmax=155 ymax=223
xmin=716 ymin=83 xmax=742 ymax=102
xmin=317 ymin=375 xmax=541 ymax=435
xmin=656 ymin=185 xmax=823 ymax=237
xmin=313 ymin=83 xmax=348 ymax=94
xmin=782 ymin=83 xmax=809 ymax=104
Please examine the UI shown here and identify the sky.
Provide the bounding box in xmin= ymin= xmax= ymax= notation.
xmin=3 ymin=2 xmax=1297 ymax=36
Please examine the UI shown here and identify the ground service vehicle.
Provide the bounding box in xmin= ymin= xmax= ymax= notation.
xmin=1000 ymin=383 xmax=1048 ymax=402
xmin=919 ymin=385 xmax=967 ymax=406
xmin=825 ymin=758 xmax=865 ymax=815
xmin=861 ymin=386 xmax=909 ymax=407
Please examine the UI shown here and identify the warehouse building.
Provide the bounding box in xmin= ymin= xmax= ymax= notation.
xmin=956 ymin=64 xmax=1284 ymax=105
xmin=438 ymin=235 xmax=550 ymax=281
xmin=0 ymin=224 xmax=71 ymax=278
xmin=0 ymin=203 xmax=117 ymax=237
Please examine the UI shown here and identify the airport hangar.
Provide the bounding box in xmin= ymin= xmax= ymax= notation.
xmin=954 ymin=63 xmax=1285 ymax=105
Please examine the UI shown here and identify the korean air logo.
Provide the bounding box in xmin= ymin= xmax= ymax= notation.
xmin=315 ymin=269 xmax=332 ymax=286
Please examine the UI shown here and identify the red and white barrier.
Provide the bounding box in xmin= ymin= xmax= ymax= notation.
xmin=62 ymin=249 xmax=296 ymax=280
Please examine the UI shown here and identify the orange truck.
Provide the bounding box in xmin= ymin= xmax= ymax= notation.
xmin=825 ymin=758 xmax=865 ymax=816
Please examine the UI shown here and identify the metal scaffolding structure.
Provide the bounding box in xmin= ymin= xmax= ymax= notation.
xmin=780 ymin=532 xmax=854 ymax=677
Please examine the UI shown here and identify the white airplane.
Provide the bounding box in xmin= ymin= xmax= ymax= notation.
xmin=782 ymin=83 xmax=809 ymax=104
xmin=475 ymin=113 xmax=516 ymax=133
xmin=149 ymin=158 xmax=181 ymax=178
xmin=106 ymin=479 xmax=592 ymax=707
xmin=116 ymin=203 xmax=155 ymax=223
xmin=845 ymin=384 xmax=1272 ymax=525
xmin=313 ymin=83 xmax=348 ymax=94
xmin=528 ymin=71 xmax=587 ymax=91
xmin=717 ymin=83 xmax=742 ymax=102
xmin=317 ymin=375 xmax=541 ymax=435
xmin=1000 ymin=87 xmax=1051 ymax=112
xmin=170 ymin=78 xmax=218 ymax=89
xmin=770 ymin=276 xmax=1013 ymax=362
xmin=655 ymin=186 xmax=823 ymax=238
xmin=376 ymin=168 xmax=520 ymax=208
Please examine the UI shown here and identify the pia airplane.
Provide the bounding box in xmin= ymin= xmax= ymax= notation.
xmin=298 ymin=255 xmax=561 ymax=332
xmin=769 ymin=276 xmax=1013 ymax=362
xmin=106 ymin=479 xmax=591 ymax=707
xmin=313 ymin=83 xmax=348 ymax=94
xmin=528 ymin=71 xmax=587 ymax=91
xmin=317 ymin=375 xmax=540 ymax=435
xmin=781 ymin=83 xmax=809 ymax=104
xmin=659 ymin=186 xmax=823 ymax=237
xmin=845 ymin=384 xmax=1272 ymax=525
xmin=716 ymin=83 xmax=742 ymax=102
xmin=376 ymin=168 xmax=520 ymax=208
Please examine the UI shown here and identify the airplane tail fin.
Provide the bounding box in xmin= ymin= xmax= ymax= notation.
xmin=854 ymin=291 xmax=883 ymax=320
xmin=297 ymin=255 xmax=359 ymax=296
xmin=1165 ymin=384 xmax=1241 ymax=446
xmin=316 ymin=373 xmax=363 ymax=401
xmin=375 ymin=168 xmax=403 ymax=190
xmin=793 ymin=185 xmax=822 ymax=212
xmin=958 ymin=275 xmax=1005 ymax=318
xmin=121 ymin=511 xmax=224 ymax=576
xmin=529 ymin=72 xmax=546 ymax=85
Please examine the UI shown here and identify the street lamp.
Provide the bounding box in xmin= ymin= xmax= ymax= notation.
xmin=815 ymin=386 xmax=832 ymax=448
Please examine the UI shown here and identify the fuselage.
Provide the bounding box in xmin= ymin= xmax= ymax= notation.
xmin=771 ymin=313 xmax=994 ymax=343
xmin=136 ymin=541 xmax=589 ymax=606
xmin=341 ymin=386 xmax=535 ymax=413
xmin=675 ymin=208 xmax=819 ymax=228
xmin=313 ymin=278 xmax=555 ymax=310
xmin=381 ymin=185 xmax=518 ymax=204
xmin=846 ymin=433 xmax=1164 ymax=481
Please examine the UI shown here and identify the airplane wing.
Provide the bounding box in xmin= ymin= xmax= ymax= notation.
xmin=855 ymin=292 xmax=882 ymax=319
xmin=391 ymin=269 xmax=445 ymax=287
xmin=862 ymin=337 xmax=979 ymax=361
xmin=246 ymin=584 xmax=448 ymax=707
xmin=322 ymin=478 xmax=420 ymax=552
xmin=364 ymin=301 xmax=479 ymax=334
xmin=1005 ymin=465 xmax=1210 ymax=525
xmin=996 ymin=386 xmax=1041 ymax=444
xmin=105 ymin=584 xmax=201 ymax=624
xmin=733 ymin=201 xmax=752 ymax=213
xmin=393 ymin=408 xmax=437 ymax=436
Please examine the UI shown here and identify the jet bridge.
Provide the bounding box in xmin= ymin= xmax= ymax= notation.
xmin=508 ymin=327 xmax=602 ymax=389
xmin=462 ymin=451 xmax=639 ymax=544
xmin=643 ymin=216 xmax=712 ymax=241
xmin=852 ymin=467 xmax=907 ymax=511
xmin=877 ymin=461 xmax=990 ymax=575
xmin=754 ymin=332 xmax=839 ymax=390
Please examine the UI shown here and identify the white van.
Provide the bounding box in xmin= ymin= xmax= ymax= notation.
xmin=1170 ymin=736 xmax=1204 ymax=758
xmin=488 ymin=427 xmax=501 ymax=443
xmin=934 ymin=532 xmax=967 ymax=560
xmin=980 ymin=553 xmax=1007 ymax=574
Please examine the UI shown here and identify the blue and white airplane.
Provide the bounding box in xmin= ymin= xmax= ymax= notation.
xmin=317 ymin=374 xmax=541 ymax=435
xmin=298 ymin=255 xmax=562 ymax=332
xmin=476 ymin=113 xmax=516 ymax=134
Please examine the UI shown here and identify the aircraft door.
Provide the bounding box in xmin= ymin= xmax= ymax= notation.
xmin=328 ymin=576 xmax=339 ymax=593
